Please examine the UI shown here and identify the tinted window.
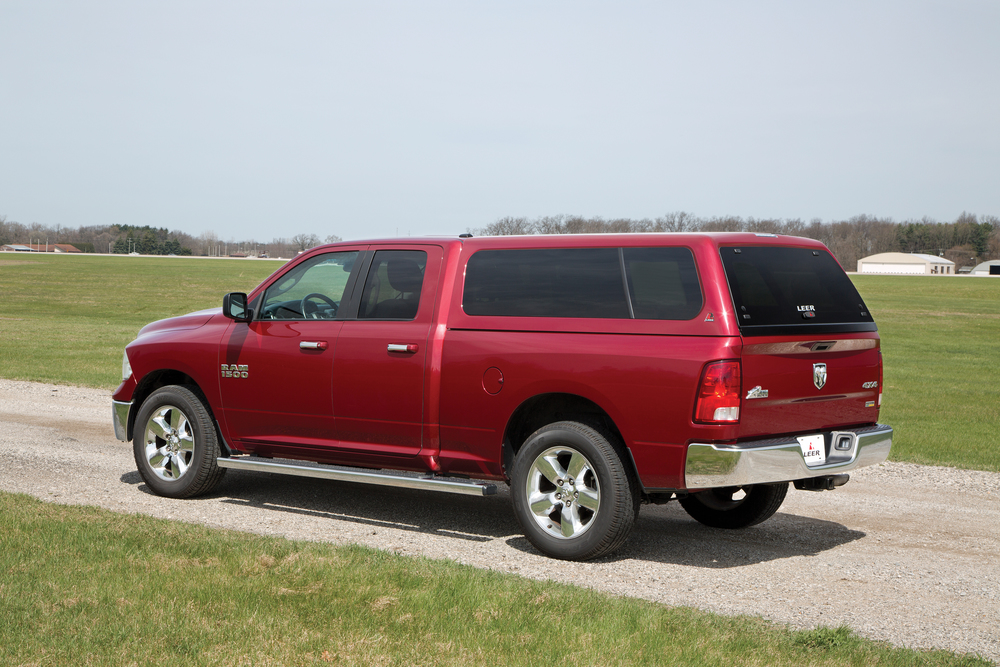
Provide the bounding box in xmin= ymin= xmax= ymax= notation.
xmin=260 ymin=251 xmax=358 ymax=320
xmin=464 ymin=249 xmax=628 ymax=318
xmin=463 ymin=247 xmax=703 ymax=320
xmin=623 ymin=247 xmax=703 ymax=320
xmin=720 ymin=246 xmax=876 ymax=334
xmin=358 ymin=250 xmax=427 ymax=320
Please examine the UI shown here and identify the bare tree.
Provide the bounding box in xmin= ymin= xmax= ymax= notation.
xmin=291 ymin=233 xmax=321 ymax=252
xmin=479 ymin=216 xmax=534 ymax=236
xmin=0 ymin=215 xmax=10 ymax=246
xmin=199 ymin=231 xmax=219 ymax=256
xmin=652 ymin=212 xmax=697 ymax=232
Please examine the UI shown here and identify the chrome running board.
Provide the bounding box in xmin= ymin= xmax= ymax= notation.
xmin=216 ymin=456 xmax=497 ymax=497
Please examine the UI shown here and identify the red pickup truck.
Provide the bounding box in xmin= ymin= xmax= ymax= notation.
xmin=112 ymin=233 xmax=892 ymax=560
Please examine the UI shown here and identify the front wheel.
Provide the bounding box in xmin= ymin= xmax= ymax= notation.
xmin=678 ymin=483 xmax=788 ymax=529
xmin=132 ymin=385 xmax=226 ymax=499
xmin=511 ymin=421 xmax=639 ymax=561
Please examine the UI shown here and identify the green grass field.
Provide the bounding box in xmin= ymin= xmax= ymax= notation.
xmin=851 ymin=275 xmax=1000 ymax=471
xmin=0 ymin=254 xmax=280 ymax=387
xmin=1 ymin=252 xmax=997 ymax=470
xmin=0 ymin=492 xmax=987 ymax=667
xmin=1 ymin=254 xmax=996 ymax=665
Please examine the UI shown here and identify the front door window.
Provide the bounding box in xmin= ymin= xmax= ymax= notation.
xmin=261 ymin=251 xmax=359 ymax=320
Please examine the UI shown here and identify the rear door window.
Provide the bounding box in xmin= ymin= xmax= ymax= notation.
xmin=720 ymin=246 xmax=876 ymax=335
xmin=357 ymin=250 xmax=428 ymax=320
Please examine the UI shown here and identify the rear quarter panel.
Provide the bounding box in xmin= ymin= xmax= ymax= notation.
xmin=437 ymin=330 xmax=741 ymax=489
xmin=438 ymin=236 xmax=747 ymax=490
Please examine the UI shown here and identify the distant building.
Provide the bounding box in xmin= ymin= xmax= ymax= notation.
xmin=971 ymin=260 xmax=1000 ymax=276
xmin=856 ymin=252 xmax=955 ymax=275
xmin=0 ymin=243 xmax=81 ymax=253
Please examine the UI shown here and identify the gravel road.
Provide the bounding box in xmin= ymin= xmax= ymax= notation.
xmin=1 ymin=379 xmax=997 ymax=662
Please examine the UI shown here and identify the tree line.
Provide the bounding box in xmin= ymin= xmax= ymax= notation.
xmin=0 ymin=216 xmax=341 ymax=259
xmin=3 ymin=211 xmax=998 ymax=270
xmin=472 ymin=212 xmax=1000 ymax=271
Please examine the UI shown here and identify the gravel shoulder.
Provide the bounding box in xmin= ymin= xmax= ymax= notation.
xmin=1 ymin=379 xmax=997 ymax=662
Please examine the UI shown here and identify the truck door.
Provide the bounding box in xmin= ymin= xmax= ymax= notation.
xmin=332 ymin=246 xmax=442 ymax=460
xmin=218 ymin=249 xmax=363 ymax=453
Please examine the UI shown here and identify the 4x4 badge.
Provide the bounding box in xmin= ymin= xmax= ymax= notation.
xmin=813 ymin=363 xmax=827 ymax=390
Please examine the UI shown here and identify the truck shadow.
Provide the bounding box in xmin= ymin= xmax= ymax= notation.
xmin=505 ymin=506 xmax=866 ymax=567
xmin=122 ymin=470 xmax=865 ymax=566
xmin=579 ymin=504 xmax=864 ymax=568
xmin=199 ymin=469 xmax=516 ymax=543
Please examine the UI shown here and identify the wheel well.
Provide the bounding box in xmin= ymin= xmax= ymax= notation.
xmin=502 ymin=393 xmax=634 ymax=479
xmin=127 ymin=370 xmax=210 ymax=440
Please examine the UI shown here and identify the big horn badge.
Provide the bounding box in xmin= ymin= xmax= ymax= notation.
xmin=813 ymin=363 xmax=827 ymax=390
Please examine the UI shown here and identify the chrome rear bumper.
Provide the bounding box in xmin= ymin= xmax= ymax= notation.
xmin=684 ymin=424 xmax=892 ymax=489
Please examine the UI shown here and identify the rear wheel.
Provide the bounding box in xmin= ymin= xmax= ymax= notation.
xmin=679 ymin=483 xmax=787 ymax=529
xmin=511 ymin=421 xmax=639 ymax=561
xmin=132 ymin=385 xmax=225 ymax=498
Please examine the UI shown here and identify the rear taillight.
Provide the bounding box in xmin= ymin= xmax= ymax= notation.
xmin=694 ymin=360 xmax=741 ymax=423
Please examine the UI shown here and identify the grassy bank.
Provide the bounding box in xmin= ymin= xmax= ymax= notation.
xmin=0 ymin=253 xmax=278 ymax=387
xmin=852 ymin=275 xmax=1000 ymax=471
xmin=1 ymin=253 xmax=998 ymax=470
xmin=0 ymin=492 xmax=987 ymax=667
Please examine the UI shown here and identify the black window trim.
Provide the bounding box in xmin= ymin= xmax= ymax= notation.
xmin=339 ymin=250 xmax=374 ymax=320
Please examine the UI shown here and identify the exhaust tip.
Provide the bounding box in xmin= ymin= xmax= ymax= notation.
xmin=794 ymin=474 xmax=850 ymax=492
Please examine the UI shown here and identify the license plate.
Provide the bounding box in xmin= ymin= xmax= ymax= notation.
xmin=797 ymin=434 xmax=826 ymax=467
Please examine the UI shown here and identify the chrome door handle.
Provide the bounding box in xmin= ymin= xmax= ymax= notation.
xmin=300 ymin=341 xmax=328 ymax=350
xmin=387 ymin=343 xmax=419 ymax=353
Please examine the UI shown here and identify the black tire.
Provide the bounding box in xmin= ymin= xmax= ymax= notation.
xmin=132 ymin=385 xmax=226 ymax=499
xmin=510 ymin=421 xmax=639 ymax=561
xmin=678 ymin=483 xmax=788 ymax=529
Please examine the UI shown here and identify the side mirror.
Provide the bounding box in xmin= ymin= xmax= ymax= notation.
xmin=222 ymin=292 xmax=253 ymax=322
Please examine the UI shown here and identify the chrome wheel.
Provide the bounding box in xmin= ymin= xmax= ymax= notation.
xmin=525 ymin=446 xmax=601 ymax=540
xmin=132 ymin=385 xmax=225 ymax=498
xmin=512 ymin=421 xmax=639 ymax=560
xmin=142 ymin=404 xmax=195 ymax=482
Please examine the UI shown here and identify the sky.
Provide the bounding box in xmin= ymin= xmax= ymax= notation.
xmin=2 ymin=1 xmax=998 ymax=242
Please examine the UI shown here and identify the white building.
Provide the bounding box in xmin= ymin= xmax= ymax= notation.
xmin=856 ymin=252 xmax=956 ymax=275
xmin=971 ymin=260 xmax=1000 ymax=276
